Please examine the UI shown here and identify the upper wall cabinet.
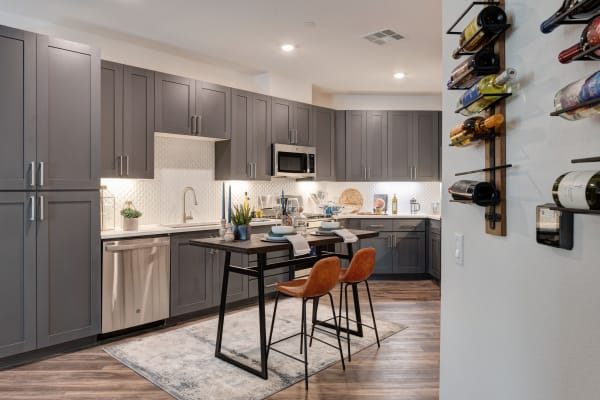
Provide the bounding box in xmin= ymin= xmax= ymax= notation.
xmin=101 ymin=61 xmax=154 ymax=179
xmin=215 ymin=90 xmax=271 ymax=181
xmin=271 ymin=98 xmax=313 ymax=146
xmin=36 ymin=35 xmax=100 ymax=190
xmin=0 ymin=26 xmax=36 ymax=191
xmin=313 ymin=106 xmax=335 ymax=181
xmin=412 ymin=111 xmax=440 ymax=181
xmin=154 ymin=73 xmax=231 ymax=140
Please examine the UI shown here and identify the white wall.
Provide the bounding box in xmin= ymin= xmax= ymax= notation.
xmin=440 ymin=1 xmax=600 ymax=400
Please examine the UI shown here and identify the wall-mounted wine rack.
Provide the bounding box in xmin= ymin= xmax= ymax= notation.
xmin=447 ymin=0 xmax=511 ymax=236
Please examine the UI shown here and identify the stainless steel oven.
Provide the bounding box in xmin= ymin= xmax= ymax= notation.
xmin=272 ymin=143 xmax=316 ymax=179
xmin=102 ymin=236 xmax=170 ymax=333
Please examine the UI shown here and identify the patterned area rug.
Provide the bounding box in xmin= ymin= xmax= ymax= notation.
xmin=105 ymin=298 xmax=406 ymax=400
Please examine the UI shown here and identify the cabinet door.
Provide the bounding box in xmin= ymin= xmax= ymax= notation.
xmin=197 ymin=81 xmax=231 ymax=139
xmin=123 ymin=66 xmax=154 ymax=179
xmin=345 ymin=111 xmax=366 ymax=181
xmin=294 ymin=102 xmax=312 ymax=146
xmin=394 ymin=231 xmax=426 ymax=274
xmin=170 ymin=233 xmax=214 ymax=316
xmin=0 ymin=193 xmax=36 ymax=357
xmin=413 ymin=111 xmax=440 ymax=182
xmin=361 ymin=232 xmax=395 ymax=274
xmin=271 ymin=97 xmax=293 ymax=144
xmin=314 ymin=107 xmax=335 ymax=181
xmin=0 ymin=27 xmax=36 ymax=190
xmin=335 ymin=111 xmax=346 ymax=181
xmin=154 ymin=72 xmax=195 ymax=135
xmin=387 ymin=111 xmax=413 ymax=181
xmin=429 ymin=232 xmax=441 ymax=280
xmin=252 ymin=93 xmax=272 ymax=180
xmin=366 ymin=111 xmax=388 ymax=181
xmin=213 ymin=251 xmax=249 ymax=304
xmin=216 ymin=89 xmax=251 ymax=180
xmin=100 ymin=61 xmax=123 ymax=178
xmin=37 ymin=191 xmax=101 ymax=348
xmin=37 ymin=36 xmax=100 ymax=190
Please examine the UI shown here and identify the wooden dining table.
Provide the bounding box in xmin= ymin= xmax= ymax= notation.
xmin=189 ymin=229 xmax=378 ymax=380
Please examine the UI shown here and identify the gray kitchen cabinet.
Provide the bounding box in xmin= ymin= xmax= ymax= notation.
xmin=0 ymin=27 xmax=36 ymax=191
xmin=428 ymin=220 xmax=441 ymax=280
xmin=345 ymin=111 xmax=367 ymax=181
xmin=394 ymin=231 xmax=427 ymax=274
xmin=37 ymin=191 xmax=101 ymax=348
xmin=413 ymin=111 xmax=440 ymax=181
xmin=387 ymin=111 xmax=413 ymax=181
xmin=154 ymin=72 xmax=195 ymax=135
xmin=0 ymin=193 xmax=36 ymax=358
xmin=366 ymin=111 xmax=388 ymax=181
xmin=361 ymin=232 xmax=395 ymax=274
xmin=170 ymin=232 xmax=215 ymax=316
xmin=196 ymin=81 xmax=231 ymax=139
xmin=101 ymin=62 xmax=154 ymax=178
xmin=215 ymin=90 xmax=271 ymax=181
xmin=314 ymin=106 xmax=335 ymax=181
xmin=213 ymin=251 xmax=249 ymax=304
xmin=36 ymin=36 xmax=100 ymax=190
xmin=334 ymin=111 xmax=346 ymax=181
xmin=271 ymin=98 xmax=312 ymax=145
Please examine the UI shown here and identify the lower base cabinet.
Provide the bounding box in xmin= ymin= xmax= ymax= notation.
xmin=428 ymin=220 xmax=441 ymax=280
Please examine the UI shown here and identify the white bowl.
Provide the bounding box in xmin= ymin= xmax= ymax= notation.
xmin=271 ymin=225 xmax=295 ymax=235
xmin=320 ymin=221 xmax=340 ymax=230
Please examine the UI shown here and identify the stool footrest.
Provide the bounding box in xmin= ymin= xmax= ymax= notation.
xmin=317 ymin=315 xmax=377 ymax=332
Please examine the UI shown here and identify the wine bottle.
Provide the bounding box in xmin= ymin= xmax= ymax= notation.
xmin=448 ymin=180 xmax=500 ymax=206
xmin=457 ymin=68 xmax=517 ymax=116
xmin=392 ymin=194 xmax=398 ymax=215
xmin=552 ymin=171 xmax=600 ymax=210
xmin=554 ymin=70 xmax=600 ymax=120
xmin=450 ymin=114 xmax=505 ymax=147
xmin=558 ymin=15 xmax=600 ymax=63
xmin=541 ymin=0 xmax=600 ymax=34
xmin=451 ymin=6 xmax=508 ymax=59
xmin=447 ymin=47 xmax=500 ymax=89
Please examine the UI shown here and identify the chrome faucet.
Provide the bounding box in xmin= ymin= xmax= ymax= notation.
xmin=183 ymin=187 xmax=198 ymax=223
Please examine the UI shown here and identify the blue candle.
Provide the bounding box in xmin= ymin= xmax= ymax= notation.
xmin=228 ymin=185 xmax=232 ymax=223
xmin=221 ymin=182 xmax=225 ymax=220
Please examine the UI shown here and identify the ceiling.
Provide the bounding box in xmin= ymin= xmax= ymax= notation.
xmin=0 ymin=0 xmax=442 ymax=94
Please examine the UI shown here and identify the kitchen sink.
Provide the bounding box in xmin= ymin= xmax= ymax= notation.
xmin=161 ymin=222 xmax=220 ymax=229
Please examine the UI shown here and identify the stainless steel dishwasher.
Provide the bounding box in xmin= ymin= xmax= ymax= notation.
xmin=102 ymin=236 xmax=170 ymax=333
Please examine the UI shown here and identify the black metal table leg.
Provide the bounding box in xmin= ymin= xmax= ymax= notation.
xmin=257 ymin=253 xmax=269 ymax=379
xmin=215 ymin=251 xmax=231 ymax=356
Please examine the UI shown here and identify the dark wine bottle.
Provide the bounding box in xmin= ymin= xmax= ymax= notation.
xmin=554 ymin=70 xmax=600 ymax=120
xmin=448 ymin=180 xmax=500 ymax=206
xmin=447 ymin=47 xmax=500 ymax=89
xmin=541 ymin=0 xmax=600 ymax=34
xmin=552 ymin=171 xmax=600 ymax=210
xmin=558 ymin=15 xmax=600 ymax=63
xmin=451 ymin=6 xmax=508 ymax=59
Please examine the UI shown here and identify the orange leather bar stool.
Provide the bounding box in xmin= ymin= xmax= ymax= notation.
xmin=267 ymin=256 xmax=346 ymax=390
xmin=332 ymin=247 xmax=380 ymax=361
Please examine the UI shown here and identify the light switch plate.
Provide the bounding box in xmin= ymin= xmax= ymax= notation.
xmin=455 ymin=233 xmax=464 ymax=266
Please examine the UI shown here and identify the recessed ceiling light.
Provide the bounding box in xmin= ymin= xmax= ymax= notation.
xmin=281 ymin=44 xmax=296 ymax=52
xmin=394 ymin=72 xmax=406 ymax=80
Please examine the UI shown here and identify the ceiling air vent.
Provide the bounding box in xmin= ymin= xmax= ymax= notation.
xmin=363 ymin=29 xmax=404 ymax=45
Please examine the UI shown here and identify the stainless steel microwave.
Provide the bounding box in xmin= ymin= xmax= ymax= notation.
xmin=272 ymin=143 xmax=316 ymax=179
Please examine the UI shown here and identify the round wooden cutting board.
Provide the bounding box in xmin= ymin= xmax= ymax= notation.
xmin=339 ymin=188 xmax=364 ymax=208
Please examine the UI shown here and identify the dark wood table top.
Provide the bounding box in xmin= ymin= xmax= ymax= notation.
xmin=189 ymin=229 xmax=378 ymax=254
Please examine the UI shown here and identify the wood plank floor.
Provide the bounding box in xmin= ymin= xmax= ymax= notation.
xmin=0 ymin=280 xmax=440 ymax=400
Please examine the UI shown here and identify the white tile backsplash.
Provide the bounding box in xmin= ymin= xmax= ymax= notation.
xmin=102 ymin=135 xmax=441 ymax=228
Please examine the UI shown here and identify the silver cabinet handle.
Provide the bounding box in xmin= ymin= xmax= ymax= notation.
xmin=30 ymin=161 xmax=36 ymax=187
xmin=414 ymin=166 xmax=417 ymax=180
xmin=118 ymin=155 xmax=123 ymax=176
xmin=368 ymin=168 xmax=371 ymax=178
xmin=369 ymin=224 xmax=385 ymax=228
xmin=29 ymin=196 xmax=36 ymax=222
xmin=191 ymin=115 xmax=196 ymax=135
xmin=288 ymin=129 xmax=293 ymax=143
xmin=125 ymin=155 xmax=130 ymax=176
xmin=197 ymin=115 xmax=202 ymax=135
xmin=364 ymin=167 xmax=367 ymax=181
xmin=39 ymin=195 xmax=44 ymax=221
xmin=294 ymin=129 xmax=298 ymax=144
xmin=39 ymin=162 xmax=45 ymax=187
xmin=252 ymin=162 xmax=256 ymax=179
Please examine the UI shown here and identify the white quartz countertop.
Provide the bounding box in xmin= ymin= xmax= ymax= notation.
xmin=101 ymin=219 xmax=279 ymax=240
xmin=336 ymin=214 xmax=441 ymax=221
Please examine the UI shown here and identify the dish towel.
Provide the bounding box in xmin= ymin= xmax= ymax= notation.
xmin=286 ymin=234 xmax=311 ymax=257
xmin=333 ymin=229 xmax=358 ymax=243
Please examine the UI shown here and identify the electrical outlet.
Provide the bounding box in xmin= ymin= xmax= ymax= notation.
xmin=455 ymin=233 xmax=464 ymax=266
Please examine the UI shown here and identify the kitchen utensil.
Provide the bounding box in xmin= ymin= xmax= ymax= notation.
xmin=410 ymin=198 xmax=422 ymax=215
xmin=339 ymin=188 xmax=363 ymax=207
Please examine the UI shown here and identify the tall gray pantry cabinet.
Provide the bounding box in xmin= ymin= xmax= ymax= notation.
xmin=0 ymin=25 xmax=101 ymax=359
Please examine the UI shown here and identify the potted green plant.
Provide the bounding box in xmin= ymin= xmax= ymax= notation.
xmin=120 ymin=201 xmax=142 ymax=231
xmin=231 ymin=204 xmax=253 ymax=240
